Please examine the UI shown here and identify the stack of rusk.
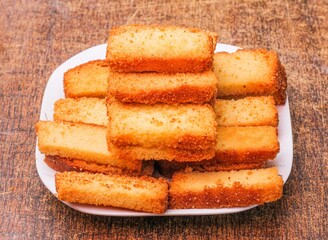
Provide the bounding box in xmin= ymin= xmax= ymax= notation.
xmin=36 ymin=25 xmax=287 ymax=214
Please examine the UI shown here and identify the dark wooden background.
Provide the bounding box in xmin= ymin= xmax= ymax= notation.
xmin=0 ymin=0 xmax=326 ymax=239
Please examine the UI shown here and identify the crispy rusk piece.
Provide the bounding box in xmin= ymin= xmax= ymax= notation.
xmin=53 ymin=96 xmax=277 ymax=127
xmin=64 ymin=60 xmax=109 ymax=98
xmin=157 ymin=160 xmax=265 ymax=178
xmin=109 ymin=143 xmax=215 ymax=162
xmin=213 ymin=49 xmax=287 ymax=105
xmin=106 ymin=25 xmax=216 ymax=73
xmin=108 ymin=70 xmax=218 ymax=104
xmin=36 ymin=121 xmax=141 ymax=171
xmin=44 ymin=155 xmax=154 ymax=176
xmin=169 ymin=167 xmax=283 ymax=209
xmin=107 ymin=101 xmax=217 ymax=150
xmin=215 ymin=126 xmax=279 ymax=163
xmin=56 ymin=171 xmax=169 ymax=214
xmin=214 ymin=96 xmax=278 ymax=127
xmin=54 ymin=98 xmax=108 ymax=126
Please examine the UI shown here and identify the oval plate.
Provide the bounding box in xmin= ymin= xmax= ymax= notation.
xmin=35 ymin=43 xmax=293 ymax=216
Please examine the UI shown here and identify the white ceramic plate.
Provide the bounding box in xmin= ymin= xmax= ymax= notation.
xmin=36 ymin=43 xmax=293 ymax=216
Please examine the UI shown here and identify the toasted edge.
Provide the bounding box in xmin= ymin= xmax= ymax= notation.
xmin=44 ymin=155 xmax=154 ymax=176
xmin=56 ymin=171 xmax=169 ymax=214
xmin=157 ymin=160 xmax=265 ymax=178
xmin=169 ymin=167 xmax=284 ymax=209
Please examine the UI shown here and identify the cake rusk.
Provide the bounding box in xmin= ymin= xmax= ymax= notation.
xmin=213 ymin=49 xmax=287 ymax=105
xmin=214 ymin=96 xmax=278 ymax=127
xmin=108 ymin=70 xmax=218 ymax=104
xmin=36 ymin=121 xmax=142 ymax=171
xmin=55 ymin=171 xmax=169 ymax=214
xmin=157 ymin=160 xmax=265 ymax=178
xmin=106 ymin=25 xmax=217 ymax=73
xmin=54 ymin=98 xmax=108 ymax=126
xmin=44 ymin=155 xmax=154 ymax=176
xmin=107 ymin=101 xmax=217 ymax=151
xmin=53 ymin=96 xmax=277 ymax=128
xmin=169 ymin=167 xmax=283 ymax=209
xmin=215 ymin=126 xmax=279 ymax=163
xmin=64 ymin=60 xmax=109 ymax=98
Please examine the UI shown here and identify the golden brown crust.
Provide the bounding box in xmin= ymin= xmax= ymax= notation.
xmin=213 ymin=149 xmax=279 ymax=163
xmin=113 ymin=86 xmax=214 ymax=104
xmin=169 ymin=168 xmax=283 ymax=209
xmin=157 ymin=160 xmax=265 ymax=178
xmin=56 ymin=171 xmax=169 ymax=214
xmin=109 ymin=144 xmax=215 ymax=162
xmin=110 ymin=84 xmax=217 ymax=104
xmin=217 ymin=94 xmax=286 ymax=106
xmin=110 ymin=133 xmax=216 ymax=151
xmin=109 ymin=58 xmax=213 ymax=73
xmin=106 ymin=25 xmax=214 ymax=73
xmin=274 ymin=60 xmax=287 ymax=105
xmin=169 ymin=181 xmax=283 ymax=209
xmin=44 ymin=155 xmax=154 ymax=176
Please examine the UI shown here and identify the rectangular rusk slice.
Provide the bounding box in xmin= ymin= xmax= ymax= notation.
xmin=54 ymin=98 xmax=108 ymax=126
xmin=215 ymin=126 xmax=279 ymax=163
xmin=106 ymin=25 xmax=217 ymax=73
xmin=108 ymin=70 xmax=218 ymax=104
xmin=64 ymin=60 xmax=109 ymax=98
xmin=56 ymin=171 xmax=169 ymax=214
xmin=169 ymin=167 xmax=283 ymax=209
xmin=52 ymin=97 xmax=277 ymax=128
xmin=107 ymin=101 xmax=217 ymax=150
xmin=213 ymin=49 xmax=287 ymax=105
xmin=214 ymin=96 xmax=278 ymax=127
xmin=36 ymin=121 xmax=141 ymax=171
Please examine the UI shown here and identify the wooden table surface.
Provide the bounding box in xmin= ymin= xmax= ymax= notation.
xmin=1 ymin=0 xmax=326 ymax=239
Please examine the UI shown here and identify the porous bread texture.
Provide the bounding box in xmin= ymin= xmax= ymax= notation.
xmin=157 ymin=160 xmax=265 ymax=178
xmin=215 ymin=126 xmax=279 ymax=163
xmin=106 ymin=25 xmax=217 ymax=73
xmin=214 ymin=96 xmax=278 ymax=127
xmin=213 ymin=49 xmax=287 ymax=105
xmin=44 ymin=155 xmax=154 ymax=176
xmin=55 ymin=171 xmax=169 ymax=214
xmin=107 ymin=101 xmax=217 ymax=151
xmin=108 ymin=70 xmax=218 ymax=104
xmin=64 ymin=60 xmax=109 ymax=98
xmin=169 ymin=167 xmax=283 ymax=209
xmin=54 ymin=98 xmax=108 ymax=126
xmin=36 ymin=121 xmax=142 ymax=171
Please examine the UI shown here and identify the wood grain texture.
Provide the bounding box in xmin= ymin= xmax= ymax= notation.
xmin=0 ymin=0 xmax=327 ymax=239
